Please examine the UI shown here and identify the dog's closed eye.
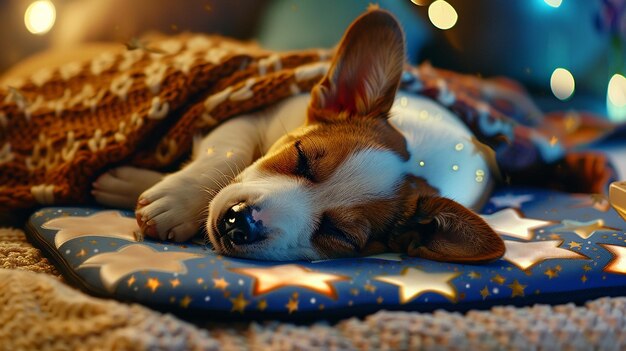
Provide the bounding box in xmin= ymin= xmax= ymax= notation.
xmin=294 ymin=140 xmax=315 ymax=182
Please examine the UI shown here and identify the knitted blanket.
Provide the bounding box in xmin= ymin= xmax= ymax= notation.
xmin=3 ymin=226 xmax=626 ymax=350
xmin=0 ymin=34 xmax=617 ymax=210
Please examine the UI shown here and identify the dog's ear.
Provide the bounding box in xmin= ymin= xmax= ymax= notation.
xmin=388 ymin=196 xmax=505 ymax=264
xmin=308 ymin=9 xmax=405 ymax=123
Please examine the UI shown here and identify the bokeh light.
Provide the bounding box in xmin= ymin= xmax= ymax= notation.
xmin=24 ymin=0 xmax=56 ymax=35
xmin=607 ymin=74 xmax=626 ymax=121
xmin=550 ymin=68 xmax=575 ymax=101
xmin=428 ymin=0 xmax=458 ymax=30
xmin=608 ymin=74 xmax=626 ymax=107
xmin=544 ymin=0 xmax=563 ymax=8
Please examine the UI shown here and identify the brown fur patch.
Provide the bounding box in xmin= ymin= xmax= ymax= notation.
xmin=311 ymin=176 xmax=438 ymax=258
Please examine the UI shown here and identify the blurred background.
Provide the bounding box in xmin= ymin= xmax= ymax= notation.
xmin=0 ymin=0 xmax=624 ymax=119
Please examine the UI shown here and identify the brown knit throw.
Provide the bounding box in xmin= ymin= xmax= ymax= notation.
xmin=0 ymin=35 xmax=330 ymax=210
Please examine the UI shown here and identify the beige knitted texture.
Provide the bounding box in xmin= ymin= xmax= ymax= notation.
xmin=0 ymin=268 xmax=222 ymax=351
xmin=0 ymin=226 xmax=59 ymax=276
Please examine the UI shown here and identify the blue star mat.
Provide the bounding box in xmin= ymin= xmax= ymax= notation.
xmin=25 ymin=187 xmax=626 ymax=319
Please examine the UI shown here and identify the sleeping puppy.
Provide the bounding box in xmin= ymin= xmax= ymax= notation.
xmin=93 ymin=9 xmax=505 ymax=263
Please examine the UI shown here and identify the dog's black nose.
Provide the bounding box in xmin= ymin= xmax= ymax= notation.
xmin=219 ymin=202 xmax=261 ymax=245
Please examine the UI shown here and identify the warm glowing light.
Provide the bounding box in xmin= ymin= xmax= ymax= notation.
xmin=410 ymin=0 xmax=429 ymax=6
xmin=428 ymin=0 xmax=458 ymax=30
xmin=550 ymin=68 xmax=575 ymax=101
xmin=608 ymin=74 xmax=626 ymax=107
xmin=24 ymin=0 xmax=56 ymax=35
xmin=544 ymin=0 xmax=563 ymax=8
xmin=607 ymin=74 xmax=626 ymax=121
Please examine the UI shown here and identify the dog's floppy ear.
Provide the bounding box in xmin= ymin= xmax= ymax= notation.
xmin=308 ymin=9 xmax=405 ymax=122
xmin=389 ymin=196 xmax=505 ymax=264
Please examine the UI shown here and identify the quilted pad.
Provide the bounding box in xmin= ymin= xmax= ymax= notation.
xmin=25 ymin=187 xmax=626 ymax=318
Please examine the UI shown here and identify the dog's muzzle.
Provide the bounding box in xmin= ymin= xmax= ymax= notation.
xmin=217 ymin=202 xmax=264 ymax=245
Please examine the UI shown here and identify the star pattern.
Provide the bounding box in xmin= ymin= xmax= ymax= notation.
xmin=502 ymin=240 xmax=588 ymax=270
xmin=374 ymin=268 xmax=460 ymax=304
xmin=78 ymin=244 xmax=202 ymax=292
xmin=600 ymin=244 xmax=626 ymax=275
xmin=481 ymin=209 xmax=552 ymax=240
xmin=553 ymin=219 xmax=616 ymax=240
xmin=230 ymin=293 xmax=249 ymax=313
xmin=213 ymin=277 xmax=229 ymax=290
xmin=230 ymin=264 xmax=349 ymax=300
xmin=146 ymin=278 xmax=161 ymax=292
xmin=572 ymin=194 xmax=610 ymax=212
xmin=490 ymin=194 xmax=534 ymax=209
xmin=180 ymin=295 xmax=192 ymax=308
xmin=43 ymin=211 xmax=140 ymax=248
xmin=508 ymin=280 xmax=527 ymax=297
xmin=479 ymin=286 xmax=490 ymax=300
xmin=286 ymin=297 xmax=299 ymax=314
xmin=28 ymin=189 xmax=626 ymax=318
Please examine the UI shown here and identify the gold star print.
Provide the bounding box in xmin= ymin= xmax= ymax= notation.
xmin=548 ymin=233 xmax=561 ymax=240
xmin=480 ymin=286 xmax=490 ymax=300
xmin=468 ymin=271 xmax=481 ymax=279
xmin=544 ymin=268 xmax=558 ymax=279
xmin=78 ymin=244 xmax=202 ymax=292
xmin=286 ymin=297 xmax=299 ymax=314
xmin=364 ymin=283 xmax=377 ymax=293
xmin=599 ymin=244 xmax=626 ymax=275
xmin=507 ymin=280 xmax=526 ymax=297
xmin=76 ymin=249 xmax=87 ymax=257
xmin=146 ymin=278 xmax=161 ymax=292
xmin=572 ymin=194 xmax=610 ymax=212
xmin=481 ymin=209 xmax=552 ymax=240
xmin=43 ymin=211 xmax=140 ymax=248
xmin=581 ymin=275 xmax=588 ymax=283
xmin=374 ymin=268 xmax=460 ymax=304
xmin=213 ymin=277 xmax=229 ymax=290
xmin=229 ymin=264 xmax=349 ymax=300
xmin=491 ymin=274 xmax=506 ymax=285
xmin=170 ymin=278 xmax=181 ymax=288
xmin=583 ymin=264 xmax=593 ymax=272
xmin=196 ymin=278 xmax=204 ymax=285
xmin=350 ymin=288 xmax=360 ymax=296
xmin=376 ymin=297 xmax=384 ymax=304
xmin=230 ymin=293 xmax=249 ymax=313
xmin=127 ymin=275 xmax=136 ymax=287
xmin=502 ymin=240 xmax=588 ymax=270
xmin=257 ymin=300 xmax=268 ymax=311
xmin=553 ymin=219 xmax=616 ymax=239
xmin=568 ymin=241 xmax=582 ymax=250
xmin=180 ymin=295 xmax=192 ymax=308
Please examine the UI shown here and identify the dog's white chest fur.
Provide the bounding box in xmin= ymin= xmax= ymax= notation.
xmin=251 ymin=93 xmax=492 ymax=209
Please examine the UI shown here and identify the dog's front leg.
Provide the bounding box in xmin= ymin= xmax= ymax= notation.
xmin=136 ymin=115 xmax=264 ymax=242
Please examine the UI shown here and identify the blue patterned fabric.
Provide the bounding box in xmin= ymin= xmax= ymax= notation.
xmin=25 ymin=187 xmax=626 ymax=318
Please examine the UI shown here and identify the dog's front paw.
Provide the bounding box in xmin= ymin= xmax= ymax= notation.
xmin=135 ymin=177 xmax=207 ymax=242
xmin=92 ymin=166 xmax=164 ymax=209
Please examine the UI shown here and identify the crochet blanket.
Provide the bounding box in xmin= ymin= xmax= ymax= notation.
xmin=0 ymin=34 xmax=618 ymax=210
